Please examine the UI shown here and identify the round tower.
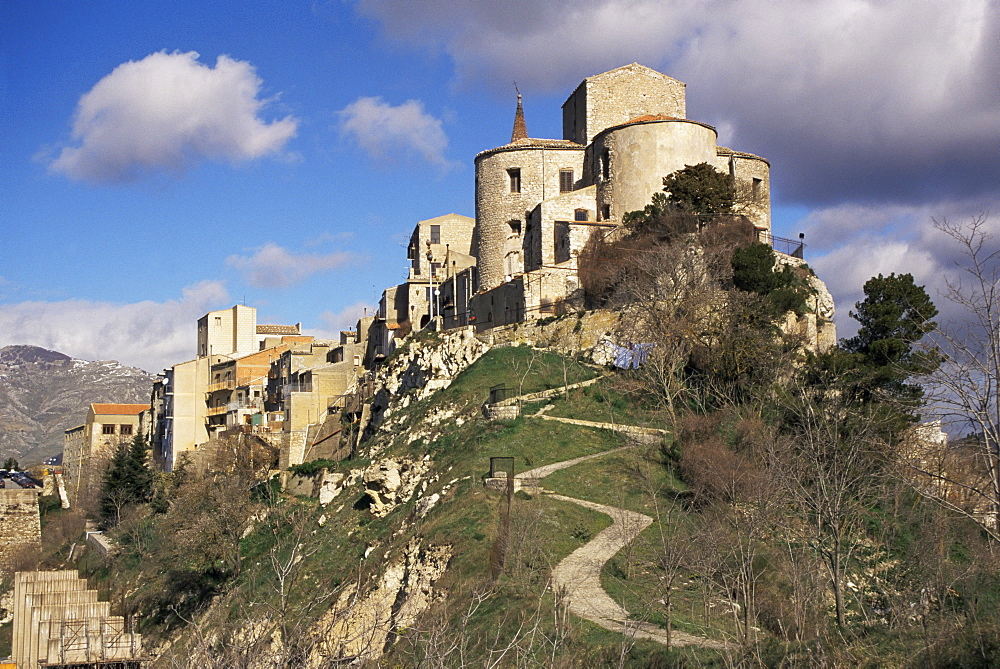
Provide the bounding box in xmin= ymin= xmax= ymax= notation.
xmin=474 ymin=95 xmax=584 ymax=291
xmin=587 ymin=117 xmax=719 ymax=222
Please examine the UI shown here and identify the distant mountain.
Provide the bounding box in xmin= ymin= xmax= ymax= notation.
xmin=0 ymin=345 xmax=156 ymax=465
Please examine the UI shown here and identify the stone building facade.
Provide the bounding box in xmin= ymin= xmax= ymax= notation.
xmin=469 ymin=63 xmax=774 ymax=329
xmin=0 ymin=490 xmax=41 ymax=574
xmin=63 ymin=403 xmax=148 ymax=508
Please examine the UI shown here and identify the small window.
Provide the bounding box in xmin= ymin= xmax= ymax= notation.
xmin=508 ymin=220 xmax=522 ymax=235
xmin=214 ymin=316 xmax=222 ymax=325
xmin=752 ymin=178 xmax=762 ymax=201
xmin=430 ymin=225 xmax=441 ymax=244
xmin=559 ymin=169 xmax=574 ymax=192
xmin=407 ymin=244 xmax=416 ymax=260
xmin=602 ymin=204 xmax=611 ymax=220
xmin=508 ymin=168 xmax=521 ymax=193
xmin=574 ymin=209 xmax=589 ymax=221
xmin=430 ymin=262 xmax=440 ymax=277
xmin=601 ymin=149 xmax=610 ymax=179
xmin=120 ymin=424 xmax=133 ymax=436
xmin=102 ymin=424 xmax=116 ymax=435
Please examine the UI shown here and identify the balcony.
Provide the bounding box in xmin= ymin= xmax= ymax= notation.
xmin=206 ymin=380 xmax=236 ymax=393
xmin=206 ymin=400 xmax=263 ymax=417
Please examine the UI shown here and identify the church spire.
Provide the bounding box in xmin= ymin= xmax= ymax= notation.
xmin=510 ymin=83 xmax=527 ymax=142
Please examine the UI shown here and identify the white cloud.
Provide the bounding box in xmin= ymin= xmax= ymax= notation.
xmin=305 ymin=302 xmax=374 ymax=340
xmin=357 ymin=0 xmax=999 ymax=205
xmin=0 ymin=280 xmax=229 ymax=372
xmin=49 ymin=51 xmax=297 ymax=184
xmin=225 ymin=243 xmax=355 ymax=288
xmin=338 ymin=96 xmax=455 ymax=168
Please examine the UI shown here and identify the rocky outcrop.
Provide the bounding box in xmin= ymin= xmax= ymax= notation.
xmin=360 ymin=328 xmax=489 ymax=444
xmin=381 ymin=328 xmax=489 ymax=401
xmin=774 ymin=254 xmax=837 ymax=353
xmin=283 ymin=467 xmax=364 ymax=507
xmin=309 ymin=538 xmax=452 ymax=666
xmin=362 ymin=457 xmax=431 ymax=518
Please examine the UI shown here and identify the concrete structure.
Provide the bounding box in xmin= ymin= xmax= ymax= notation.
xmin=63 ymin=403 xmax=148 ymax=507
xmin=265 ymin=332 xmax=368 ymax=468
xmin=12 ymin=570 xmax=145 ymax=668
xmin=378 ymin=214 xmax=477 ymax=339
xmin=151 ymin=305 xmax=302 ymax=473
xmin=0 ymin=490 xmax=41 ymax=575
xmin=470 ymin=63 xmax=773 ymax=328
xmin=196 ymin=304 xmax=302 ymax=359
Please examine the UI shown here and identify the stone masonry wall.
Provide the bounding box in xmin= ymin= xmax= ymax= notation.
xmin=590 ymin=119 xmax=719 ymax=222
xmin=0 ymin=490 xmax=41 ymax=574
xmin=562 ymin=63 xmax=687 ymax=145
xmin=714 ymin=151 xmax=771 ymax=232
xmin=475 ymin=145 xmax=585 ymax=290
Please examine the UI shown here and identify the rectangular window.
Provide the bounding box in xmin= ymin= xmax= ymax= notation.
xmin=508 ymin=219 xmax=522 ymax=235
xmin=430 ymin=262 xmax=440 ymax=277
xmin=120 ymin=424 xmax=133 ymax=436
xmin=102 ymin=424 xmax=116 ymax=435
xmin=601 ymin=149 xmax=610 ymax=179
xmin=602 ymin=204 xmax=611 ymax=220
xmin=430 ymin=225 xmax=441 ymax=244
xmin=559 ymin=169 xmax=574 ymax=192
xmin=752 ymin=177 xmax=762 ymax=201
xmin=574 ymin=209 xmax=588 ymax=221
xmin=508 ymin=168 xmax=521 ymax=193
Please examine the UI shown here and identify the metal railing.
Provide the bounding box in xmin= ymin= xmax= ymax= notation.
xmin=758 ymin=231 xmax=805 ymax=259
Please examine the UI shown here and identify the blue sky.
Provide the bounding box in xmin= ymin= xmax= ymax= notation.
xmin=1 ymin=0 xmax=997 ymax=372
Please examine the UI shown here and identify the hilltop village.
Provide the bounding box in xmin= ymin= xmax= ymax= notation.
xmin=9 ymin=61 xmax=1000 ymax=669
xmin=61 ymin=63 xmax=834 ymax=500
xmin=17 ymin=63 xmax=952 ymax=668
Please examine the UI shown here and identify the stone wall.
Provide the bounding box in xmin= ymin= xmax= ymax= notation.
xmin=475 ymin=144 xmax=585 ymax=290
xmin=562 ymin=63 xmax=687 ymax=145
xmin=589 ymin=119 xmax=719 ymax=222
xmin=715 ymin=150 xmax=771 ymax=232
xmin=0 ymin=490 xmax=41 ymax=575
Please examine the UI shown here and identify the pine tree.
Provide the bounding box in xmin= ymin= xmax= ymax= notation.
xmin=99 ymin=434 xmax=153 ymax=527
xmin=661 ymin=162 xmax=735 ymax=215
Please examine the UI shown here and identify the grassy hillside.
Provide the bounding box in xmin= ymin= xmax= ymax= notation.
xmin=27 ymin=341 xmax=1000 ymax=667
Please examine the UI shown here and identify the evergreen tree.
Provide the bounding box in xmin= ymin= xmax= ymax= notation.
xmin=3 ymin=456 xmax=19 ymax=471
xmin=805 ymin=273 xmax=939 ymax=437
xmin=842 ymin=272 xmax=939 ymax=406
xmin=731 ymin=242 xmax=808 ymax=318
xmin=99 ymin=434 xmax=153 ymax=527
xmin=661 ymin=162 xmax=735 ymax=215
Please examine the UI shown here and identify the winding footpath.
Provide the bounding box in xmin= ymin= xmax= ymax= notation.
xmin=516 ymin=443 xmax=724 ymax=649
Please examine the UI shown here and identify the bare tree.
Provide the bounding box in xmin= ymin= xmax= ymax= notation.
xmin=928 ymin=215 xmax=1000 ymax=533
xmin=778 ymin=392 xmax=888 ymax=630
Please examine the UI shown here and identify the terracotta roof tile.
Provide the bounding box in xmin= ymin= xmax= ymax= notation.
xmin=91 ymin=403 xmax=148 ymax=416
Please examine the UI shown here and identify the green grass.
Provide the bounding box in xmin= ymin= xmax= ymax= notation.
xmin=543 ymin=375 xmax=667 ymax=429
xmin=437 ymin=345 xmax=601 ymax=413
xmin=542 ymin=443 xmax=685 ymax=514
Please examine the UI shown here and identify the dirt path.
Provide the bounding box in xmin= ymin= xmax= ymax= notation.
xmin=517 ymin=449 xmax=723 ymax=649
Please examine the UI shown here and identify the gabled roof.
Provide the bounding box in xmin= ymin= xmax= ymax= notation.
xmin=91 ymin=403 xmax=148 ymax=416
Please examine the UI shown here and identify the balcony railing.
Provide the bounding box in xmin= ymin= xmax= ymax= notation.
xmin=758 ymin=231 xmax=805 ymax=259
xmin=206 ymin=380 xmax=236 ymax=393
xmin=206 ymin=400 xmax=263 ymax=416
